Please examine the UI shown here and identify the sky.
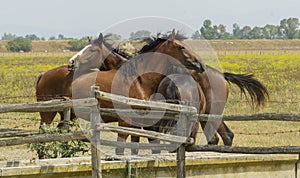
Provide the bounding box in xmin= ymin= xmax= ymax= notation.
xmin=0 ymin=0 xmax=299 ymax=39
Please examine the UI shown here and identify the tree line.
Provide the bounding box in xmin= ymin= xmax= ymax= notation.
xmin=193 ymin=17 xmax=300 ymax=40
xmin=2 ymin=17 xmax=300 ymax=52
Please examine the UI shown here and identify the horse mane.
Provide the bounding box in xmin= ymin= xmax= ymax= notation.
xmin=166 ymin=65 xmax=189 ymax=75
xmin=119 ymin=31 xmax=189 ymax=80
xmin=139 ymin=31 xmax=188 ymax=54
xmin=90 ymin=33 xmax=129 ymax=59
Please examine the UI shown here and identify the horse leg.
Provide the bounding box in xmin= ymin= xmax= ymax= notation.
xmin=200 ymin=121 xmax=219 ymax=145
xmin=214 ymin=101 xmax=234 ymax=146
xmin=217 ymin=122 xmax=234 ymax=146
xmin=39 ymin=112 xmax=57 ymax=129
xmin=200 ymin=118 xmax=234 ymax=146
xmin=57 ymin=111 xmax=66 ymax=129
xmin=116 ymin=134 xmax=128 ymax=155
xmin=144 ymin=125 xmax=161 ymax=154
xmin=190 ymin=122 xmax=200 ymax=142
xmin=201 ymin=119 xmax=233 ymax=146
xmin=115 ymin=121 xmax=134 ymax=155
xmin=131 ymin=135 xmax=140 ymax=155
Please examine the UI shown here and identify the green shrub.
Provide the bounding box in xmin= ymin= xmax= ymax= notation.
xmin=68 ymin=39 xmax=89 ymax=51
xmin=7 ymin=37 xmax=32 ymax=52
xmin=28 ymin=122 xmax=90 ymax=159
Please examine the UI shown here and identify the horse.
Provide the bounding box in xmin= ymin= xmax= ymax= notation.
xmin=147 ymin=64 xmax=268 ymax=151
xmin=140 ymin=31 xmax=268 ymax=148
xmin=71 ymin=30 xmax=268 ymax=154
xmin=191 ymin=66 xmax=269 ymax=145
xmin=36 ymin=34 xmax=127 ymax=129
xmin=71 ymin=29 xmax=206 ymax=155
xmin=146 ymin=65 xmax=206 ymax=153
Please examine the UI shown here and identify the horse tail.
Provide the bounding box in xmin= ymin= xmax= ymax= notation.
xmin=223 ymin=72 xmax=269 ymax=107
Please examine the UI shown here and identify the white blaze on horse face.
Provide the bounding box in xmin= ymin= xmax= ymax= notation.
xmin=68 ymin=44 xmax=92 ymax=65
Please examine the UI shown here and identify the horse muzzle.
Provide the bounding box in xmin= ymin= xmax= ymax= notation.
xmin=67 ymin=60 xmax=77 ymax=71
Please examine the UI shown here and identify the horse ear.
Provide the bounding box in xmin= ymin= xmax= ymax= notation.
xmin=88 ymin=36 xmax=92 ymax=43
xmin=170 ymin=29 xmax=176 ymax=41
xmin=97 ymin=33 xmax=104 ymax=46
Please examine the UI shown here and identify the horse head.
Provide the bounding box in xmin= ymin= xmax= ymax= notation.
xmin=69 ymin=33 xmax=127 ymax=73
xmin=142 ymin=29 xmax=206 ymax=73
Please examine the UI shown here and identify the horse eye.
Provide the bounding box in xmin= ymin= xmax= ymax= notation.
xmin=89 ymin=49 xmax=96 ymax=53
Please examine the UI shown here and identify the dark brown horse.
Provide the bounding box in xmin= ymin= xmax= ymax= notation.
xmin=135 ymin=31 xmax=268 ymax=149
xmin=71 ymin=30 xmax=206 ymax=154
xmin=146 ymin=65 xmax=206 ymax=153
xmin=148 ymin=64 xmax=268 ymax=150
xmin=120 ymin=32 xmax=268 ymax=153
xmin=36 ymin=34 xmax=127 ymax=128
xmin=191 ymin=66 xmax=269 ymax=145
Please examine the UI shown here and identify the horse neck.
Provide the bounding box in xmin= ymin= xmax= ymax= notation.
xmin=101 ymin=52 xmax=127 ymax=70
xmin=135 ymin=54 xmax=171 ymax=91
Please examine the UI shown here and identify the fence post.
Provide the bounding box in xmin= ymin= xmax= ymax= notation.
xmin=63 ymin=107 xmax=71 ymax=131
xmin=176 ymin=113 xmax=188 ymax=178
xmin=90 ymin=86 xmax=101 ymax=178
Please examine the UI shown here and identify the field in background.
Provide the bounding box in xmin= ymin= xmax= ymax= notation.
xmin=0 ymin=40 xmax=299 ymax=160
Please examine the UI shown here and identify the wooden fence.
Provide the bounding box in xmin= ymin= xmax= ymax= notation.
xmin=0 ymin=86 xmax=300 ymax=178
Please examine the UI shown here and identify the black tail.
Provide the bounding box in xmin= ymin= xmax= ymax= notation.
xmin=223 ymin=72 xmax=269 ymax=107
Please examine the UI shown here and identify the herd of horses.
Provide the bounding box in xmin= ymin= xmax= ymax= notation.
xmin=35 ymin=29 xmax=269 ymax=155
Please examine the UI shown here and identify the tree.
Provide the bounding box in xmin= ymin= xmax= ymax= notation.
xmin=200 ymin=19 xmax=215 ymax=39
xmin=191 ymin=30 xmax=201 ymax=40
xmin=49 ymin=36 xmax=56 ymax=40
xmin=25 ymin=34 xmax=40 ymax=40
xmin=106 ymin=33 xmax=122 ymax=40
xmin=7 ymin=37 xmax=32 ymax=52
xmin=2 ymin=33 xmax=17 ymax=40
xmin=58 ymin=34 xmax=65 ymax=40
xmin=240 ymin=26 xmax=252 ymax=39
xmin=200 ymin=19 xmax=231 ymax=40
xmin=249 ymin=27 xmax=263 ymax=39
xmin=279 ymin=18 xmax=300 ymax=39
xmin=129 ymin=30 xmax=151 ymax=40
xmin=262 ymin=24 xmax=279 ymax=39
xmin=216 ymin=24 xmax=231 ymax=39
xmin=68 ymin=38 xmax=89 ymax=51
xmin=232 ymin=23 xmax=242 ymax=39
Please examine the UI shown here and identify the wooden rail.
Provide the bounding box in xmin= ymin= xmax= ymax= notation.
xmin=1 ymin=87 xmax=300 ymax=178
xmin=0 ymin=98 xmax=97 ymax=113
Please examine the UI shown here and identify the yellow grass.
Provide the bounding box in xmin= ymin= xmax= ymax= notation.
xmin=0 ymin=41 xmax=300 ymax=160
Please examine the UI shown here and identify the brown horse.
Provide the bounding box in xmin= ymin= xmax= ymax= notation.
xmin=36 ymin=34 xmax=127 ymax=128
xmin=147 ymin=65 xmax=206 ymax=153
xmin=148 ymin=64 xmax=268 ymax=150
xmin=135 ymin=32 xmax=268 ymax=148
xmin=71 ymin=30 xmax=206 ymax=154
xmin=71 ymin=31 xmax=268 ymax=154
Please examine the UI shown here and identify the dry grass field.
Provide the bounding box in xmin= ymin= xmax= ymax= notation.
xmin=0 ymin=40 xmax=299 ymax=161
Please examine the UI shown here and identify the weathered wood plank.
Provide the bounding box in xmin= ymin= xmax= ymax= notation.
xmin=0 ymin=131 xmax=89 ymax=147
xmin=99 ymin=108 xmax=178 ymax=120
xmin=96 ymin=90 xmax=197 ymax=114
xmin=0 ymin=98 xmax=97 ymax=113
xmin=196 ymin=113 xmax=300 ymax=122
xmin=0 ymin=130 xmax=39 ymax=138
xmin=186 ymin=145 xmax=300 ymax=154
xmin=100 ymin=139 xmax=174 ymax=150
xmin=97 ymin=123 xmax=194 ymax=145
